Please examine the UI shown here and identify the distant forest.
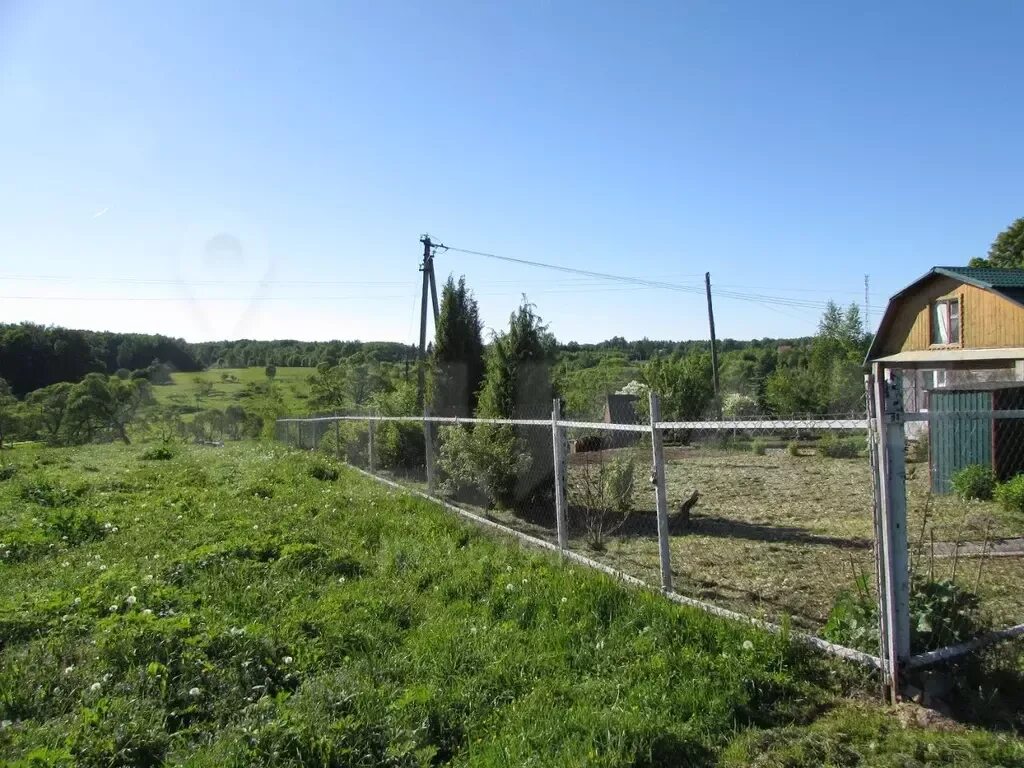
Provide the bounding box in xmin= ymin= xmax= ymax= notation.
xmin=0 ymin=321 xmax=815 ymax=398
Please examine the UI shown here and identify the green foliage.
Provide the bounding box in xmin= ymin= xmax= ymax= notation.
xmin=722 ymin=392 xmax=758 ymax=420
xmin=308 ymin=460 xmax=339 ymax=481
xmin=603 ymin=456 xmax=636 ymax=514
xmin=437 ymin=424 xmax=530 ymax=508
xmin=786 ymin=441 xmax=801 ymax=457
xmin=0 ymin=463 xmax=17 ymax=481
xmin=969 ymin=216 xmax=1024 ymax=268
xmin=0 ymin=441 xmax=1019 ymax=765
xmin=995 ymin=474 xmax=1024 ymax=515
xmin=431 ymin=275 xmax=485 ymax=418
xmin=140 ymin=445 xmax=175 ymax=461
xmin=641 ymin=352 xmax=714 ymax=421
xmin=750 ymin=440 xmax=767 ymax=456
xmin=824 ymin=574 xmax=985 ymax=654
xmin=816 ymin=433 xmax=862 ymax=459
xmin=951 ymin=464 xmax=996 ymax=501
xmin=264 ymin=364 xmax=277 ymax=380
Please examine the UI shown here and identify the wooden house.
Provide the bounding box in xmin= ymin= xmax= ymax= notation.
xmin=866 ymin=267 xmax=1024 ymax=411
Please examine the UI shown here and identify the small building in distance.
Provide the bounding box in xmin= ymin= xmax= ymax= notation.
xmin=603 ymin=392 xmax=640 ymax=448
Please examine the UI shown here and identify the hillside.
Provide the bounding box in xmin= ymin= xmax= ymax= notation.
xmin=1 ymin=442 xmax=1021 ymax=765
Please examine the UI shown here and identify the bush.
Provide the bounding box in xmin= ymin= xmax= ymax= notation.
xmin=141 ymin=445 xmax=175 ymax=461
xmin=950 ymin=464 xmax=996 ymax=501
xmin=603 ymin=457 xmax=636 ymax=513
xmin=995 ymin=474 xmax=1024 ymax=515
xmin=823 ymin=574 xmax=985 ymax=654
xmin=308 ymin=460 xmax=339 ymax=482
xmin=0 ymin=464 xmax=16 ymax=481
xmin=786 ymin=441 xmax=800 ymax=457
xmin=817 ymin=433 xmax=862 ymax=459
xmin=750 ymin=440 xmax=767 ymax=456
xmin=437 ymin=424 xmax=530 ymax=509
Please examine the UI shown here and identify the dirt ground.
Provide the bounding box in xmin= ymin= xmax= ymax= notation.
xmin=483 ymin=443 xmax=1024 ymax=633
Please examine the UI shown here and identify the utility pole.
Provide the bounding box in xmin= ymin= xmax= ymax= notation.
xmin=705 ymin=272 xmax=720 ymax=409
xmin=416 ymin=234 xmax=442 ymax=411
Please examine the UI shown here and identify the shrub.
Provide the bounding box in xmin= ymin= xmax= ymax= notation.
xmin=18 ymin=478 xmax=85 ymax=507
xmin=602 ymin=457 xmax=636 ymax=513
xmin=309 ymin=460 xmax=339 ymax=482
xmin=817 ymin=433 xmax=862 ymax=459
xmin=750 ymin=440 xmax=767 ymax=456
xmin=141 ymin=445 xmax=175 ymax=461
xmin=950 ymin=464 xmax=996 ymax=501
xmin=0 ymin=464 xmax=17 ymax=481
xmin=786 ymin=441 xmax=800 ymax=457
xmin=823 ymin=574 xmax=985 ymax=654
xmin=569 ymin=456 xmax=636 ymax=549
xmin=995 ymin=474 xmax=1024 ymax=515
xmin=437 ymin=424 xmax=530 ymax=509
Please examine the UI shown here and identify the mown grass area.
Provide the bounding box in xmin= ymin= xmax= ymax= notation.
xmin=152 ymin=367 xmax=314 ymax=413
xmin=1 ymin=442 xmax=1022 ymax=766
xmin=455 ymin=443 xmax=1024 ymax=633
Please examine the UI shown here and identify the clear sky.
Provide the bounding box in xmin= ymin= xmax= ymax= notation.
xmin=1 ymin=1 xmax=1022 ymax=345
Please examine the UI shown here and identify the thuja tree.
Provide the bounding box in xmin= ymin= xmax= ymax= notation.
xmin=430 ymin=276 xmax=485 ymax=418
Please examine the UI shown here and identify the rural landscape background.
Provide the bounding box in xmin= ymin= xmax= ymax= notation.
xmin=4 ymin=0 xmax=1024 ymax=765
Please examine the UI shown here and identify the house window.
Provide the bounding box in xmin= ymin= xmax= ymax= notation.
xmin=930 ymin=299 xmax=960 ymax=345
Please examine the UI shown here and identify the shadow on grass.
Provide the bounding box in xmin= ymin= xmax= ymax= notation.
xmin=604 ymin=509 xmax=871 ymax=550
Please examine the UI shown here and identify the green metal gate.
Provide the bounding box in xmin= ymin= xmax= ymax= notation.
xmin=930 ymin=389 xmax=992 ymax=493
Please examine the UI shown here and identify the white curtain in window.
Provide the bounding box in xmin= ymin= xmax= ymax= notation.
xmin=933 ymin=303 xmax=950 ymax=344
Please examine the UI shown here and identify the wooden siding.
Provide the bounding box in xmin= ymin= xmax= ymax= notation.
xmin=876 ymin=276 xmax=1024 ymax=356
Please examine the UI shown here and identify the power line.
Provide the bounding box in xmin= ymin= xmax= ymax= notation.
xmin=444 ymin=244 xmax=885 ymax=314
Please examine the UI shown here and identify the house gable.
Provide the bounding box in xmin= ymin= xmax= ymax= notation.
xmin=868 ymin=269 xmax=1024 ymax=361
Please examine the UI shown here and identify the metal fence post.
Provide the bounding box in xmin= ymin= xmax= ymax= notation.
xmin=648 ymin=391 xmax=673 ymax=592
xmin=552 ymin=398 xmax=569 ymax=551
xmin=335 ymin=418 xmax=341 ymax=461
xmin=424 ymin=407 xmax=436 ymax=493
xmin=873 ymin=363 xmax=910 ymax=701
xmin=368 ymin=418 xmax=375 ymax=472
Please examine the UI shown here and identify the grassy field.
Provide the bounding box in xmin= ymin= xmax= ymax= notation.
xmin=152 ymin=367 xmax=315 ymax=414
xmin=2 ymin=443 xmax=1022 ymax=765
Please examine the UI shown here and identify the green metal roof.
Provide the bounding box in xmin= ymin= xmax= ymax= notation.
xmin=934 ymin=266 xmax=1024 ymax=289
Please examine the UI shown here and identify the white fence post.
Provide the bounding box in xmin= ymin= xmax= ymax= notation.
xmin=367 ymin=418 xmax=375 ymax=471
xmin=649 ymin=391 xmax=673 ymax=592
xmin=424 ymin=407 xmax=436 ymax=493
xmin=872 ymin=363 xmax=910 ymax=701
xmin=552 ymin=398 xmax=569 ymax=552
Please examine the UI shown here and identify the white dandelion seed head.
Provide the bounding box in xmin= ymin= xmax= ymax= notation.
xmin=742 ymin=640 xmax=754 ymax=651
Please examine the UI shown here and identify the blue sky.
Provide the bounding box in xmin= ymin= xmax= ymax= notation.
xmin=1 ymin=1 xmax=1022 ymax=345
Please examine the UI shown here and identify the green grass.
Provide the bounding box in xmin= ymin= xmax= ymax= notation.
xmin=152 ymin=367 xmax=314 ymax=413
xmin=1 ymin=443 xmax=1021 ymax=766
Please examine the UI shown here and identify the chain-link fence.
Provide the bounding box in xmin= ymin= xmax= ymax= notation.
xmin=275 ymin=374 xmax=1024 ymax=701
xmin=886 ymin=377 xmax=1024 ymax=679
